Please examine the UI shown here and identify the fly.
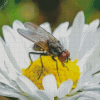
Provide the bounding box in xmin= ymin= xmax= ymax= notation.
xmin=17 ymin=22 xmax=70 ymax=82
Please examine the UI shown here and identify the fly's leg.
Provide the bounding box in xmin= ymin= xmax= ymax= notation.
xmin=52 ymin=56 xmax=61 ymax=83
xmin=27 ymin=52 xmax=47 ymax=79
xmin=62 ymin=56 xmax=70 ymax=70
xmin=25 ymin=52 xmax=34 ymax=70
xmin=29 ymin=52 xmax=47 ymax=61
xmin=38 ymin=54 xmax=44 ymax=79
xmin=29 ymin=52 xmax=33 ymax=63
xmin=62 ymin=63 xmax=69 ymax=70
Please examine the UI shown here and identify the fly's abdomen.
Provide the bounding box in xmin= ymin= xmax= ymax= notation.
xmin=33 ymin=44 xmax=44 ymax=51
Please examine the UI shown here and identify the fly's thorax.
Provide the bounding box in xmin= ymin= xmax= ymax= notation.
xmin=47 ymin=40 xmax=64 ymax=56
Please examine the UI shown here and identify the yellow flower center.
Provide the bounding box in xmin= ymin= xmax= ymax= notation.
xmin=22 ymin=56 xmax=81 ymax=89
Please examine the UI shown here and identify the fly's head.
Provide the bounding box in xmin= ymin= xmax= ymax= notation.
xmin=58 ymin=50 xmax=70 ymax=62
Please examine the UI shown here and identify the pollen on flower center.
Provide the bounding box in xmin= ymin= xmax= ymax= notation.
xmin=22 ymin=56 xmax=81 ymax=89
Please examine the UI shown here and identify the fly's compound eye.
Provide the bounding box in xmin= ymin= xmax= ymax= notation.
xmin=64 ymin=50 xmax=70 ymax=57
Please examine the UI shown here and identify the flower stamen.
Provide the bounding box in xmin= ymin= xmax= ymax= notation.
xmin=22 ymin=56 xmax=81 ymax=89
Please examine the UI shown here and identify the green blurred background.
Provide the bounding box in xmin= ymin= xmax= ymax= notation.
xmin=0 ymin=0 xmax=100 ymax=38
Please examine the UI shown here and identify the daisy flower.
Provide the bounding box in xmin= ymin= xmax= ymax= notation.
xmin=0 ymin=11 xmax=100 ymax=100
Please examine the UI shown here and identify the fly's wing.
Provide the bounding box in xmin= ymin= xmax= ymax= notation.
xmin=17 ymin=22 xmax=58 ymax=51
xmin=24 ymin=22 xmax=57 ymax=42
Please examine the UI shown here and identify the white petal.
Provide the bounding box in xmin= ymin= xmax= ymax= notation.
xmin=59 ymin=35 xmax=69 ymax=50
xmin=0 ymin=66 xmax=21 ymax=93
xmin=79 ymin=19 xmax=99 ymax=51
xmin=0 ymin=81 xmax=22 ymax=94
xmin=63 ymin=96 xmax=92 ymax=100
xmin=14 ymin=21 xmax=40 ymax=62
xmin=71 ymin=63 xmax=92 ymax=94
xmin=83 ymin=85 xmax=100 ymax=92
xmin=43 ymin=74 xmax=57 ymax=97
xmin=90 ymin=64 xmax=100 ymax=75
xmin=77 ymin=40 xmax=99 ymax=72
xmin=57 ymin=79 xmax=73 ymax=98
xmin=3 ymin=25 xmax=30 ymax=69
xmin=3 ymin=59 xmax=19 ymax=81
xmin=37 ymin=90 xmax=52 ymax=100
xmin=76 ymin=20 xmax=99 ymax=63
xmin=0 ymin=41 xmax=8 ymax=70
xmin=71 ymin=11 xmax=84 ymax=34
xmin=0 ymin=79 xmax=41 ymax=100
xmin=13 ymin=20 xmax=25 ymax=30
xmin=16 ymin=75 xmax=38 ymax=96
xmin=77 ymin=97 xmax=94 ymax=100
xmin=40 ymin=22 xmax=52 ymax=33
xmin=90 ymin=73 xmax=100 ymax=84
xmin=13 ymin=20 xmax=34 ymax=53
xmin=27 ymin=96 xmax=42 ymax=100
xmin=12 ymin=20 xmax=31 ymax=47
xmin=74 ymin=24 xmax=88 ymax=59
xmin=0 ymin=88 xmax=27 ymax=100
xmin=3 ymin=25 xmax=16 ymax=43
xmin=68 ymin=11 xmax=84 ymax=60
xmin=88 ymin=28 xmax=100 ymax=67
xmin=0 ymin=71 xmax=9 ymax=85
xmin=0 ymin=39 xmax=21 ymax=91
xmin=68 ymin=91 xmax=100 ymax=100
xmin=53 ymin=22 xmax=69 ymax=40
xmin=0 ymin=37 xmax=21 ymax=72
xmin=61 ymin=27 xmax=71 ymax=50
xmin=79 ymin=91 xmax=100 ymax=100
xmin=82 ymin=24 xmax=89 ymax=33
xmin=12 ymin=20 xmax=28 ymax=49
